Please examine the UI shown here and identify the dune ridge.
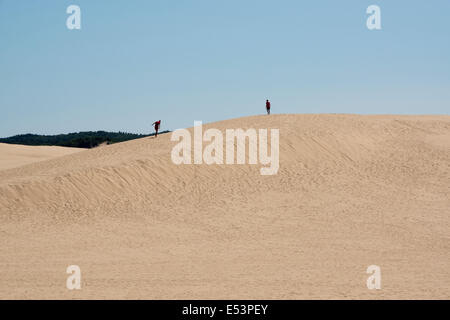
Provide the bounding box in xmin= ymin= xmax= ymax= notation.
xmin=0 ymin=114 xmax=449 ymax=299
xmin=0 ymin=143 xmax=83 ymax=171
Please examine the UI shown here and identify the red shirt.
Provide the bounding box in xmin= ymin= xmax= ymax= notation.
xmin=266 ymin=101 xmax=271 ymax=109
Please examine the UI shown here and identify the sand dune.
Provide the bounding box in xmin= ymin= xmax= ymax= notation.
xmin=0 ymin=114 xmax=449 ymax=299
xmin=0 ymin=143 xmax=83 ymax=171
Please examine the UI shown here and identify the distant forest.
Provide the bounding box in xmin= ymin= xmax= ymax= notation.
xmin=0 ymin=130 xmax=170 ymax=149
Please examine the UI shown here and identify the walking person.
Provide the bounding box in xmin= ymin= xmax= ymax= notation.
xmin=152 ymin=120 xmax=161 ymax=137
xmin=266 ymin=99 xmax=271 ymax=115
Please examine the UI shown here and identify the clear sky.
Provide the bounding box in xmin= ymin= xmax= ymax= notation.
xmin=1 ymin=0 xmax=449 ymax=137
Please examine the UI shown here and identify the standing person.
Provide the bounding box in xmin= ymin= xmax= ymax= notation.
xmin=266 ymin=99 xmax=271 ymax=115
xmin=152 ymin=120 xmax=161 ymax=137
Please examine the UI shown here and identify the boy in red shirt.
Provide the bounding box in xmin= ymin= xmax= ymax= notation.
xmin=152 ymin=120 xmax=161 ymax=137
xmin=266 ymin=99 xmax=271 ymax=115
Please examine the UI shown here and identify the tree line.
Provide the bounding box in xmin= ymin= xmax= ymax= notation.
xmin=0 ymin=130 xmax=170 ymax=149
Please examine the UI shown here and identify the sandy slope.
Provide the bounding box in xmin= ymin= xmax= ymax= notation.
xmin=0 ymin=143 xmax=83 ymax=171
xmin=0 ymin=114 xmax=449 ymax=299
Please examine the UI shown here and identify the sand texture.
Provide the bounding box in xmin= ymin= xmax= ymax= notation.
xmin=0 ymin=114 xmax=449 ymax=299
xmin=0 ymin=143 xmax=83 ymax=171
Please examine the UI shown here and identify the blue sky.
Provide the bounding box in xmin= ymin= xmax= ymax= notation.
xmin=1 ymin=0 xmax=449 ymax=137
